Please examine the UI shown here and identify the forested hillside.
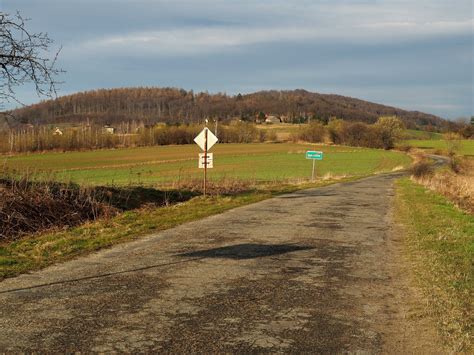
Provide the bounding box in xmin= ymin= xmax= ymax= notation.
xmin=5 ymin=87 xmax=448 ymax=129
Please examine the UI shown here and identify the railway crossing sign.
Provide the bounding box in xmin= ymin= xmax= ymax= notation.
xmin=194 ymin=127 xmax=218 ymax=196
xmin=306 ymin=150 xmax=324 ymax=181
xmin=306 ymin=151 xmax=323 ymax=160
xmin=194 ymin=128 xmax=218 ymax=151
xmin=199 ymin=153 xmax=213 ymax=168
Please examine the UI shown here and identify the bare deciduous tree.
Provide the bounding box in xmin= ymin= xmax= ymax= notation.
xmin=0 ymin=11 xmax=62 ymax=108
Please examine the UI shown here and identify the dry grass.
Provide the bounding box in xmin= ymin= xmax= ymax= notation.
xmin=0 ymin=174 xmax=117 ymax=241
xmin=411 ymin=159 xmax=434 ymax=178
xmin=0 ymin=170 xmax=199 ymax=242
xmin=168 ymin=176 xmax=256 ymax=195
xmin=412 ymin=157 xmax=474 ymax=214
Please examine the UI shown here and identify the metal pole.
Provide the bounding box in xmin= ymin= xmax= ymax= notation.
xmin=311 ymin=159 xmax=315 ymax=182
xmin=204 ymin=128 xmax=208 ymax=196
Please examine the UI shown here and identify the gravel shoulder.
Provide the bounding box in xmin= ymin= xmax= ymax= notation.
xmin=0 ymin=172 xmax=442 ymax=352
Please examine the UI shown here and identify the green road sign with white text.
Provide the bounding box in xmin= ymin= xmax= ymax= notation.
xmin=306 ymin=151 xmax=323 ymax=160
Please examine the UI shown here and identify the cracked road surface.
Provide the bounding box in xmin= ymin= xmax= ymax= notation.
xmin=0 ymin=173 xmax=438 ymax=352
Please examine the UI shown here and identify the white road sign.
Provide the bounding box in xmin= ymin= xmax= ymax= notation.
xmin=199 ymin=153 xmax=213 ymax=168
xmin=194 ymin=128 xmax=218 ymax=151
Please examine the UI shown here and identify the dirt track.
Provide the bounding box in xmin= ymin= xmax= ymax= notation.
xmin=0 ymin=172 xmax=441 ymax=352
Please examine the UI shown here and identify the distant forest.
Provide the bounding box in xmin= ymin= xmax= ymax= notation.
xmin=4 ymin=87 xmax=451 ymax=129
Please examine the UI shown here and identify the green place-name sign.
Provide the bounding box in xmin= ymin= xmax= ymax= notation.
xmin=306 ymin=151 xmax=323 ymax=160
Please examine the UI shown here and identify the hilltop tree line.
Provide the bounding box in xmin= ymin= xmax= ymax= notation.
xmin=5 ymin=87 xmax=452 ymax=130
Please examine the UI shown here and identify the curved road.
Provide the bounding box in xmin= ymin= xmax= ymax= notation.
xmin=0 ymin=172 xmax=439 ymax=352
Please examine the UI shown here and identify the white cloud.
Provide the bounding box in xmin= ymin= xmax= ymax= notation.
xmin=66 ymin=16 xmax=472 ymax=58
xmin=74 ymin=27 xmax=320 ymax=55
xmin=359 ymin=19 xmax=473 ymax=32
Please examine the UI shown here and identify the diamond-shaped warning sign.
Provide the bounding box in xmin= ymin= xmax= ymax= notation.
xmin=194 ymin=128 xmax=218 ymax=151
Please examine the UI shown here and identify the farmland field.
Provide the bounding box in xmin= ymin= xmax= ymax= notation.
xmin=407 ymin=139 xmax=474 ymax=156
xmin=2 ymin=143 xmax=411 ymax=186
xmin=402 ymin=129 xmax=443 ymax=140
xmin=256 ymin=123 xmax=303 ymax=141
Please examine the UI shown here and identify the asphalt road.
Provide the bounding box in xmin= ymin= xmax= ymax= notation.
xmin=0 ymin=172 xmax=440 ymax=352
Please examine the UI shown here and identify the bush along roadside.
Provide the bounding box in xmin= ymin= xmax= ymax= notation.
xmin=410 ymin=154 xmax=473 ymax=214
xmin=0 ymin=174 xmax=199 ymax=242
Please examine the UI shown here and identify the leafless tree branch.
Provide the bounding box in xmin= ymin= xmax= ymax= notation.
xmin=0 ymin=11 xmax=63 ymax=109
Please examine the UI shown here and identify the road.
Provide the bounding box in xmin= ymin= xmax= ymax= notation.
xmin=0 ymin=172 xmax=440 ymax=352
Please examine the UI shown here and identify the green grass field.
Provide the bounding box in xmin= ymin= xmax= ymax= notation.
xmin=407 ymin=139 xmax=474 ymax=156
xmin=2 ymin=143 xmax=411 ymax=186
xmin=403 ymin=129 xmax=443 ymax=140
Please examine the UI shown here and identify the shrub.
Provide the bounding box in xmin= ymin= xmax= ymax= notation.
xmin=219 ymin=122 xmax=259 ymax=143
xmin=0 ymin=176 xmax=116 ymax=241
xmin=296 ymin=122 xmax=326 ymax=143
xmin=397 ymin=144 xmax=412 ymax=152
xmin=411 ymin=160 xmax=434 ymax=178
xmin=449 ymin=156 xmax=462 ymax=174
xmin=374 ymin=116 xmax=405 ymax=150
xmin=443 ymin=132 xmax=462 ymax=157
xmin=327 ymin=118 xmax=345 ymax=144
xmin=264 ymin=129 xmax=278 ymax=142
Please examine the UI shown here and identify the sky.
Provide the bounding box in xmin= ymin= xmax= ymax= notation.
xmin=1 ymin=0 xmax=473 ymax=119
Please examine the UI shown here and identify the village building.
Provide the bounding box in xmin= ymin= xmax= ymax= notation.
xmin=265 ymin=115 xmax=282 ymax=124
xmin=103 ymin=125 xmax=116 ymax=134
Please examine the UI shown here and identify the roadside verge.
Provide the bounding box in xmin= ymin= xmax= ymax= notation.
xmin=395 ymin=178 xmax=473 ymax=352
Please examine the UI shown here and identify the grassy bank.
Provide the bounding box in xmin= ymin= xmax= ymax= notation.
xmin=0 ymin=177 xmax=357 ymax=280
xmin=395 ymin=178 xmax=473 ymax=351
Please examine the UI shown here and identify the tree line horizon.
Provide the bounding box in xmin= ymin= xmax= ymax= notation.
xmin=3 ymin=87 xmax=457 ymax=131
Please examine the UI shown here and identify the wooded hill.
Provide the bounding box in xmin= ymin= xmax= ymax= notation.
xmin=4 ymin=87 xmax=449 ymax=129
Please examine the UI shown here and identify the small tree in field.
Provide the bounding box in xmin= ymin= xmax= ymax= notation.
xmin=374 ymin=116 xmax=404 ymax=149
xmin=443 ymin=132 xmax=461 ymax=157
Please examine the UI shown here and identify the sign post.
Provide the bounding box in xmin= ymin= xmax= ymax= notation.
xmin=204 ymin=128 xmax=208 ymax=196
xmin=306 ymin=151 xmax=323 ymax=182
xmin=194 ymin=126 xmax=218 ymax=197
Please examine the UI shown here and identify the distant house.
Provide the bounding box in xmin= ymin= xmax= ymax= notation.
xmin=265 ymin=115 xmax=282 ymax=124
xmin=53 ymin=127 xmax=63 ymax=136
xmin=103 ymin=125 xmax=116 ymax=134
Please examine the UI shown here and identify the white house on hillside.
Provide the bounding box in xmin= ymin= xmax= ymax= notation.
xmin=265 ymin=115 xmax=282 ymax=124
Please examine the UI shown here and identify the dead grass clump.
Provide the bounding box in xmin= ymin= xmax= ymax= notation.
xmin=411 ymin=160 xmax=434 ymax=178
xmin=412 ymin=158 xmax=474 ymax=214
xmin=170 ymin=177 xmax=255 ymax=196
xmin=397 ymin=144 xmax=412 ymax=152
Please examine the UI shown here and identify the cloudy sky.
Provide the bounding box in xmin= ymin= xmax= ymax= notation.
xmin=1 ymin=0 xmax=473 ymax=119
